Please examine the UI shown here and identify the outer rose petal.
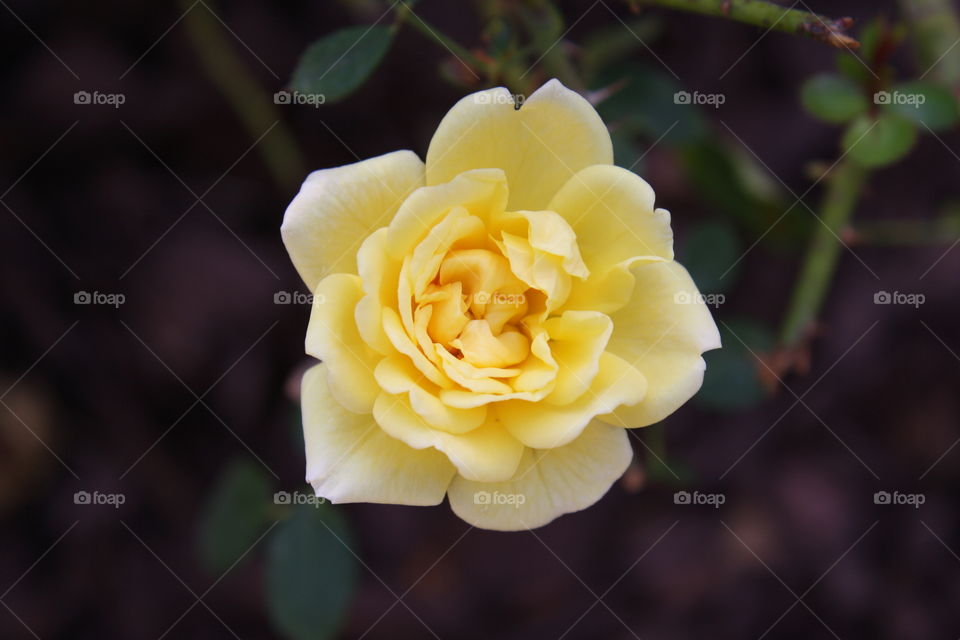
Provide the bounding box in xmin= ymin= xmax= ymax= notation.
xmin=447 ymin=422 xmax=632 ymax=531
xmin=373 ymin=392 xmax=524 ymax=483
xmin=548 ymin=164 xmax=674 ymax=271
xmin=497 ymin=352 xmax=646 ymax=449
xmin=281 ymin=150 xmax=424 ymax=290
xmin=425 ymin=79 xmax=613 ymax=211
xmin=302 ymin=364 xmax=456 ymax=505
xmin=306 ymin=273 xmax=381 ymax=414
xmin=603 ymin=261 xmax=722 ymax=428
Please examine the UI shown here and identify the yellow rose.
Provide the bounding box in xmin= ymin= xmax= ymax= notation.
xmin=281 ymin=79 xmax=720 ymax=531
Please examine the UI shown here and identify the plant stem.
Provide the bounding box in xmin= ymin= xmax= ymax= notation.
xmin=779 ymin=159 xmax=868 ymax=347
xmin=641 ymin=0 xmax=859 ymax=48
xmin=393 ymin=3 xmax=488 ymax=78
xmin=851 ymin=220 xmax=960 ymax=247
xmin=180 ymin=0 xmax=306 ymax=192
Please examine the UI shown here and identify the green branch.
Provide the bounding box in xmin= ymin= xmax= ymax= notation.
xmin=641 ymin=0 xmax=859 ymax=48
xmin=779 ymin=159 xmax=867 ymax=348
xmin=181 ymin=0 xmax=306 ymax=192
xmin=392 ymin=3 xmax=489 ymax=79
xmin=851 ymin=214 xmax=960 ymax=247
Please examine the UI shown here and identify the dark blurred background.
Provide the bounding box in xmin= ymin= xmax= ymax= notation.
xmin=2 ymin=0 xmax=959 ymax=638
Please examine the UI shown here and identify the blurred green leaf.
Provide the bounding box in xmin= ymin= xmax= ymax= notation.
xmin=267 ymin=504 xmax=359 ymax=640
xmin=836 ymin=53 xmax=869 ymax=84
xmin=801 ymin=74 xmax=868 ymax=124
xmin=483 ymin=16 xmax=514 ymax=59
xmin=289 ymin=405 xmax=305 ymax=455
xmin=647 ymin=455 xmax=697 ymax=485
xmin=591 ymin=62 xmax=707 ymax=147
xmin=681 ymin=141 xmax=755 ymax=221
xmin=581 ymin=19 xmax=663 ymax=83
xmin=681 ymin=140 xmax=809 ymax=250
xmin=842 ymin=112 xmax=917 ymax=168
xmin=517 ymin=0 xmax=563 ymax=46
xmin=695 ymin=319 xmax=773 ymax=412
xmin=610 ymin=129 xmax=644 ymax=172
xmin=857 ymin=17 xmax=884 ymax=64
xmin=198 ymin=458 xmax=272 ymax=574
xmin=883 ymin=81 xmax=960 ymax=132
xmin=679 ymin=220 xmax=741 ymax=295
xmin=290 ymin=26 xmax=393 ymax=103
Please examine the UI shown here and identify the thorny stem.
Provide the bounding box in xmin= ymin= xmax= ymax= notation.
xmin=779 ymin=159 xmax=868 ymax=348
xmin=393 ymin=2 xmax=490 ymax=80
xmin=639 ymin=0 xmax=859 ymax=49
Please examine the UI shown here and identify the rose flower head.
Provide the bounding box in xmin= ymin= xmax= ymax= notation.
xmin=281 ymin=79 xmax=721 ymax=531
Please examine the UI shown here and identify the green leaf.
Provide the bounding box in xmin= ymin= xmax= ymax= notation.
xmin=198 ymin=458 xmax=272 ymax=574
xmin=581 ymin=19 xmax=663 ymax=83
xmin=857 ymin=18 xmax=883 ymax=62
xmin=482 ymin=16 xmax=514 ymax=59
xmin=679 ymin=220 xmax=741 ymax=295
xmin=882 ymin=81 xmax=960 ymax=132
xmin=694 ymin=319 xmax=773 ymax=412
xmin=592 ymin=62 xmax=707 ymax=147
xmin=267 ymin=504 xmax=359 ymax=640
xmin=835 ymin=52 xmax=869 ymax=84
xmin=290 ymin=26 xmax=393 ymax=103
xmin=610 ymin=130 xmax=644 ymax=172
xmin=842 ymin=112 xmax=917 ymax=168
xmin=801 ymin=74 xmax=868 ymax=124
xmin=679 ymin=140 xmax=798 ymax=245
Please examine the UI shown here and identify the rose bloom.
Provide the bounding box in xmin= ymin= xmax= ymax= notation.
xmin=281 ymin=80 xmax=720 ymax=530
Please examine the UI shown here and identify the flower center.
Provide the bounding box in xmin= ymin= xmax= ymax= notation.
xmin=421 ymin=249 xmax=530 ymax=368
